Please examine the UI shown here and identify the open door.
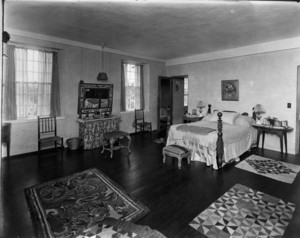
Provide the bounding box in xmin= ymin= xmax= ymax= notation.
xmin=171 ymin=77 xmax=185 ymax=125
xmin=157 ymin=76 xmax=185 ymax=138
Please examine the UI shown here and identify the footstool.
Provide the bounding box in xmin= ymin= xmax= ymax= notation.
xmin=102 ymin=131 xmax=131 ymax=158
xmin=162 ymin=145 xmax=191 ymax=169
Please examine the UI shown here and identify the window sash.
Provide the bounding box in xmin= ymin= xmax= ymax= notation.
xmin=14 ymin=48 xmax=53 ymax=118
xmin=123 ymin=63 xmax=142 ymax=111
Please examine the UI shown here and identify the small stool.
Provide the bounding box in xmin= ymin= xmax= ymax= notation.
xmin=102 ymin=130 xmax=131 ymax=158
xmin=163 ymin=145 xmax=191 ymax=169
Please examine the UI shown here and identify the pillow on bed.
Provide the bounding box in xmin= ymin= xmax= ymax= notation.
xmin=209 ymin=111 xmax=240 ymax=125
xmin=235 ymin=115 xmax=255 ymax=127
xmin=207 ymin=111 xmax=219 ymax=122
xmin=202 ymin=113 xmax=214 ymax=121
xmin=221 ymin=112 xmax=240 ymax=124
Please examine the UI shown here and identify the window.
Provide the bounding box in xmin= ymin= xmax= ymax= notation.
xmin=184 ymin=76 xmax=189 ymax=106
xmin=122 ymin=63 xmax=143 ymax=112
xmin=15 ymin=48 xmax=53 ymax=118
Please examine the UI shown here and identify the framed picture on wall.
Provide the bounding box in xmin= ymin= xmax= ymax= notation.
xmin=221 ymin=79 xmax=239 ymax=101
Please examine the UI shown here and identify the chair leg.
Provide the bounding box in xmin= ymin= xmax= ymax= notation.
xmin=61 ymin=138 xmax=64 ymax=150
xmin=38 ymin=142 xmax=41 ymax=156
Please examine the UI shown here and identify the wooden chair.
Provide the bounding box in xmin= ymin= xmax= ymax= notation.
xmin=134 ymin=109 xmax=152 ymax=134
xmin=38 ymin=116 xmax=64 ymax=154
xmin=1 ymin=123 xmax=11 ymax=157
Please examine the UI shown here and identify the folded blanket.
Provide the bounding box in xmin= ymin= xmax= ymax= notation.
xmin=176 ymin=125 xmax=216 ymax=135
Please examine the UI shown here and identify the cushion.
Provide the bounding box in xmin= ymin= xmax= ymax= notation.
xmin=202 ymin=113 xmax=214 ymax=121
xmin=221 ymin=111 xmax=240 ymax=124
xmin=163 ymin=145 xmax=189 ymax=155
xmin=208 ymin=111 xmax=219 ymax=122
xmin=235 ymin=115 xmax=255 ymax=127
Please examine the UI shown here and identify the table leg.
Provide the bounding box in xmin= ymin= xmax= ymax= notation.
xmin=278 ymin=132 xmax=283 ymax=156
xmin=109 ymin=138 xmax=115 ymax=158
xmin=126 ymin=135 xmax=131 ymax=154
xmin=256 ymin=129 xmax=261 ymax=149
xmin=262 ymin=131 xmax=265 ymax=150
xmin=284 ymin=132 xmax=288 ymax=155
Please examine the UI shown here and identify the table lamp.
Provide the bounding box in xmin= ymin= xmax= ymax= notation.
xmin=254 ymin=104 xmax=266 ymax=124
xmin=197 ymin=101 xmax=205 ymax=117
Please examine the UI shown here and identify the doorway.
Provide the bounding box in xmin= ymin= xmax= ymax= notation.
xmin=157 ymin=75 xmax=186 ymax=139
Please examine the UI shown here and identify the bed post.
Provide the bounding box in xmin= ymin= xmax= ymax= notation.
xmin=207 ymin=104 xmax=211 ymax=114
xmin=216 ymin=112 xmax=224 ymax=169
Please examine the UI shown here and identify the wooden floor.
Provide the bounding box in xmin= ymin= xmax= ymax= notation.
xmin=1 ymin=132 xmax=300 ymax=238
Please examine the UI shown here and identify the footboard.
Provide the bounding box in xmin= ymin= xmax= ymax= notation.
xmin=216 ymin=112 xmax=224 ymax=169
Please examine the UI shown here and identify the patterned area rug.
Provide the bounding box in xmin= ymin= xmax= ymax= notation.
xmin=189 ymin=184 xmax=296 ymax=238
xmin=235 ymin=155 xmax=300 ymax=184
xmin=24 ymin=168 xmax=149 ymax=238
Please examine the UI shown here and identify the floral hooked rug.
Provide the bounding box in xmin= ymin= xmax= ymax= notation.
xmin=235 ymin=155 xmax=300 ymax=184
xmin=189 ymin=184 xmax=295 ymax=238
xmin=24 ymin=168 xmax=149 ymax=238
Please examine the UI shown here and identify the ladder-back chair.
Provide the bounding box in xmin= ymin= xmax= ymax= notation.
xmin=38 ymin=116 xmax=64 ymax=154
xmin=134 ymin=109 xmax=152 ymax=134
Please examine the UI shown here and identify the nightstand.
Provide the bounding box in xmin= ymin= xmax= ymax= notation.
xmin=252 ymin=124 xmax=293 ymax=157
xmin=183 ymin=115 xmax=204 ymax=123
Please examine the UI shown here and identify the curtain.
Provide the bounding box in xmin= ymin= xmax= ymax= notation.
xmin=50 ymin=52 xmax=61 ymax=116
xmin=3 ymin=45 xmax=17 ymax=120
xmin=139 ymin=65 xmax=144 ymax=110
xmin=120 ymin=62 xmax=126 ymax=111
xmin=36 ymin=50 xmax=53 ymax=116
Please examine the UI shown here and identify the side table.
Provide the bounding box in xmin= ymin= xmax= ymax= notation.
xmin=252 ymin=124 xmax=293 ymax=157
xmin=102 ymin=130 xmax=131 ymax=158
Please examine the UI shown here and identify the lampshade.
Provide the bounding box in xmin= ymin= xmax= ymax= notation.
xmin=254 ymin=104 xmax=265 ymax=114
xmin=97 ymin=72 xmax=108 ymax=81
xmin=197 ymin=101 xmax=205 ymax=108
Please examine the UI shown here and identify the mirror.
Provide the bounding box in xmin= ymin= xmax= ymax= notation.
xmin=78 ymin=80 xmax=113 ymax=119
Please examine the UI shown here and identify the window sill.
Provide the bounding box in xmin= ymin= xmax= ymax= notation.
xmin=3 ymin=116 xmax=66 ymax=124
xmin=120 ymin=110 xmax=150 ymax=115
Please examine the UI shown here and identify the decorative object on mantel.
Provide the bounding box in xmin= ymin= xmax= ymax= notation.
xmin=254 ymin=104 xmax=265 ymax=124
xmin=97 ymin=42 xmax=108 ymax=81
xmin=221 ymin=79 xmax=239 ymax=101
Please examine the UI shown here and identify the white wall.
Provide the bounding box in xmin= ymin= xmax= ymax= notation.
xmin=167 ymin=48 xmax=300 ymax=154
xmin=3 ymin=34 xmax=165 ymax=156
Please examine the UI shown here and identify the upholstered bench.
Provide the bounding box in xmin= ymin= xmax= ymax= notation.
xmin=162 ymin=145 xmax=191 ymax=169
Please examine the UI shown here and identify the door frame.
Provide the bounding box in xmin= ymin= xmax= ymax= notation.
xmin=296 ymin=65 xmax=300 ymax=154
xmin=157 ymin=75 xmax=188 ymax=131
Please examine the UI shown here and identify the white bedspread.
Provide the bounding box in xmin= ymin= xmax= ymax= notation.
xmin=166 ymin=120 xmax=256 ymax=169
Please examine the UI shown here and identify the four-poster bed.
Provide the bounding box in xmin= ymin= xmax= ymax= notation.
xmin=166 ymin=109 xmax=256 ymax=170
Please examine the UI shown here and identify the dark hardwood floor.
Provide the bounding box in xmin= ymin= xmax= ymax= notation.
xmin=1 ymin=132 xmax=300 ymax=238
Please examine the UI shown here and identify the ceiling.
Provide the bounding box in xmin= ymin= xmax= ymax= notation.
xmin=4 ymin=0 xmax=300 ymax=61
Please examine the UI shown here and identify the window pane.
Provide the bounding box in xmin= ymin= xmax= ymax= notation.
xmin=123 ymin=63 xmax=141 ymax=111
xmin=15 ymin=48 xmax=53 ymax=118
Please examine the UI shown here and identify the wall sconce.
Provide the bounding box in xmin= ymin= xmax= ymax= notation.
xmin=254 ymin=104 xmax=266 ymax=124
xmin=197 ymin=101 xmax=205 ymax=117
